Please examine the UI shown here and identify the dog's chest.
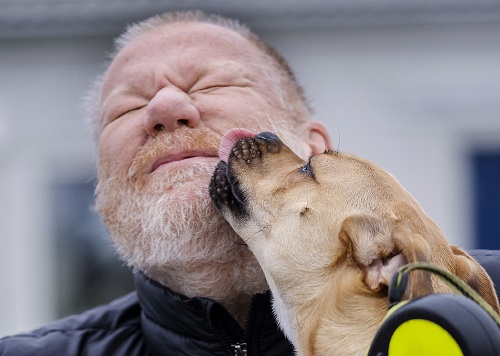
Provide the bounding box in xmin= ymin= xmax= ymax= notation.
xmin=269 ymin=285 xmax=297 ymax=346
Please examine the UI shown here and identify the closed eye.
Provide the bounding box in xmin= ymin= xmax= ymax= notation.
xmin=300 ymin=156 xmax=314 ymax=176
xmin=105 ymin=105 xmax=145 ymax=127
xmin=191 ymin=85 xmax=227 ymax=94
xmin=119 ymin=106 xmax=144 ymax=117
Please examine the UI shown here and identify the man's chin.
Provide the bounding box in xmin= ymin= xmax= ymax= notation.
xmin=151 ymin=157 xmax=219 ymax=175
xmin=145 ymin=163 xmax=216 ymax=193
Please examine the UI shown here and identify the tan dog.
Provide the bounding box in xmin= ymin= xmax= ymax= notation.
xmin=209 ymin=129 xmax=500 ymax=356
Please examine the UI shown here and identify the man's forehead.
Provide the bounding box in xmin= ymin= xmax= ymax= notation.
xmin=106 ymin=22 xmax=261 ymax=82
xmin=105 ymin=22 xmax=263 ymax=79
xmin=122 ymin=21 xmax=253 ymax=54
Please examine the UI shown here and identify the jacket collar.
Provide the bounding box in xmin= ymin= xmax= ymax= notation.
xmin=134 ymin=271 xmax=293 ymax=355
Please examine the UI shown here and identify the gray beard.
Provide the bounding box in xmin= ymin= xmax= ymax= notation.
xmin=95 ymin=127 xmax=268 ymax=306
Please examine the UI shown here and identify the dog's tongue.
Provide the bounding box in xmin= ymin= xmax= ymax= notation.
xmin=218 ymin=128 xmax=256 ymax=163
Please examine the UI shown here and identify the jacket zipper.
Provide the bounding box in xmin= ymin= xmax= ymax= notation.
xmin=232 ymin=292 xmax=259 ymax=356
xmin=225 ymin=293 xmax=263 ymax=355
xmin=231 ymin=342 xmax=247 ymax=356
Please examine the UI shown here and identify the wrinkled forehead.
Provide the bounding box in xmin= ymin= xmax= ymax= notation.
xmin=132 ymin=23 xmax=256 ymax=55
xmin=103 ymin=23 xmax=263 ymax=86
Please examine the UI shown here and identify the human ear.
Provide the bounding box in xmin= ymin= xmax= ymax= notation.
xmin=303 ymin=120 xmax=332 ymax=156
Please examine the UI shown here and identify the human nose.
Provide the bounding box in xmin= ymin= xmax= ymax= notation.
xmin=143 ymin=86 xmax=201 ymax=136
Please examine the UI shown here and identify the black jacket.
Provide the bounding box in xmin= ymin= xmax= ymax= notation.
xmin=0 ymin=272 xmax=294 ymax=355
xmin=1 ymin=250 xmax=499 ymax=355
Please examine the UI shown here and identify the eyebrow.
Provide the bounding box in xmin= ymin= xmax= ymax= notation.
xmin=103 ymin=85 xmax=137 ymax=103
xmin=101 ymin=86 xmax=128 ymax=112
xmin=99 ymin=85 xmax=141 ymax=127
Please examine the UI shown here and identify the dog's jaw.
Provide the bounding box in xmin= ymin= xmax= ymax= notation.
xmin=210 ymin=160 xmax=249 ymax=219
xmin=210 ymin=130 xmax=301 ymax=230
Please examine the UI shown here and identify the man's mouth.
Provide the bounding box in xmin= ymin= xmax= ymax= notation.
xmin=150 ymin=151 xmax=217 ymax=173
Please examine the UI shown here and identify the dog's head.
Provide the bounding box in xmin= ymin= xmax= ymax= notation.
xmin=209 ymin=129 xmax=499 ymax=350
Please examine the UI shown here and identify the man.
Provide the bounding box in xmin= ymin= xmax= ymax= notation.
xmin=0 ymin=10 xmax=331 ymax=355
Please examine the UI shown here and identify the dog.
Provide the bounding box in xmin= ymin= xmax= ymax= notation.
xmin=209 ymin=129 xmax=500 ymax=356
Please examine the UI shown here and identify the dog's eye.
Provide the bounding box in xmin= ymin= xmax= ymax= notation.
xmin=301 ymin=157 xmax=314 ymax=175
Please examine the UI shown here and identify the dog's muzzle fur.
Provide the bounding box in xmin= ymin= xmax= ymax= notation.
xmin=209 ymin=131 xmax=282 ymax=218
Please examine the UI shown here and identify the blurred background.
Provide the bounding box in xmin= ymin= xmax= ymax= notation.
xmin=1 ymin=0 xmax=499 ymax=337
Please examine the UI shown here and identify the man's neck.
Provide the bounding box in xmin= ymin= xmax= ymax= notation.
xmin=145 ymin=258 xmax=268 ymax=327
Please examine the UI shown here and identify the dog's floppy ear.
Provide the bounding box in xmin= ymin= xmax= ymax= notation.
xmin=451 ymin=246 xmax=500 ymax=313
xmin=338 ymin=214 xmax=432 ymax=298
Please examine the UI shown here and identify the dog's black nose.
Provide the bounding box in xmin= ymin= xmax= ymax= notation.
xmin=255 ymin=131 xmax=282 ymax=143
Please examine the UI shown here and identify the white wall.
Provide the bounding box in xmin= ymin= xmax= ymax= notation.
xmin=0 ymin=37 xmax=112 ymax=336
xmin=1 ymin=22 xmax=499 ymax=336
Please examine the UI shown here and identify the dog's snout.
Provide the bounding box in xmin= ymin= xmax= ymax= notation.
xmin=210 ymin=130 xmax=291 ymax=220
xmin=255 ymin=132 xmax=282 ymax=154
xmin=256 ymin=131 xmax=281 ymax=143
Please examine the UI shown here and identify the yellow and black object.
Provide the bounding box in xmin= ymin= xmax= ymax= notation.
xmin=368 ymin=263 xmax=500 ymax=356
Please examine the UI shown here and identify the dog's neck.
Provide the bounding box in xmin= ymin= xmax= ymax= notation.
xmin=269 ymin=269 xmax=389 ymax=356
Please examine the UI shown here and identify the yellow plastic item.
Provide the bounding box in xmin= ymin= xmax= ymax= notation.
xmin=388 ymin=319 xmax=463 ymax=356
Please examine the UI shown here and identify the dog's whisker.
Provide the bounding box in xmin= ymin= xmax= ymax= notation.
xmin=242 ymin=224 xmax=270 ymax=244
xmin=228 ymin=235 xmax=247 ymax=246
xmin=335 ymin=122 xmax=341 ymax=154
xmin=235 ymin=127 xmax=251 ymax=141
xmin=219 ymin=139 xmax=235 ymax=150
xmin=224 ymin=120 xmax=252 ymax=142
xmin=217 ymin=146 xmax=232 ymax=156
